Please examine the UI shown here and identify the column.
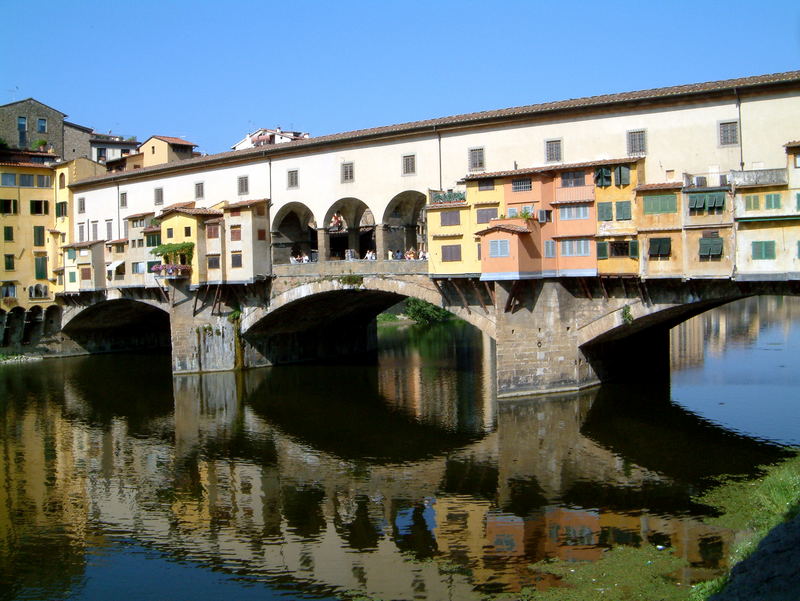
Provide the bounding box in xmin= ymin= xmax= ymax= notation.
xmin=316 ymin=228 xmax=329 ymax=262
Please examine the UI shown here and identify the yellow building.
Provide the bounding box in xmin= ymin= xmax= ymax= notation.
xmin=155 ymin=205 xmax=224 ymax=287
xmin=636 ymin=182 xmax=684 ymax=279
xmin=595 ymin=160 xmax=643 ymax=276
xmin=426 ymin=189 xmax=483 ymax=277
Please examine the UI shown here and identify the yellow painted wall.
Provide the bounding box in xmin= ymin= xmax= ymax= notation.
xmin=160 ymin=213 xmax=203 ymax=285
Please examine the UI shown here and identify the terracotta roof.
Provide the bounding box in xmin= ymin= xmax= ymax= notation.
xmin=0 ymin=162 xmax=54 ymax=168
xmin=71 ymin=70 xmax=800 ymax=188
xmin=785 ymin=141 xmax=800 ymax=149
xmin=125 ymin=211 xmax=155 ymax=220
xmin=224 ymin=198 xmax=269 ymax=210
xmin=143 ymin=225 xmax=160 ymax=233
xmin=204 ymin=217 xmax=223 ymax=224
xmin=160 ymin=206 xmax=223 ymax=218
xmin=551 ymin=198 xmax=593 ymax=205
xmin=636 ymin=182 xmax=684 ymax=191
xmin=161 ymin=201 xmax=195 ymax=212
xmin=106 ymin=238 xmax=128 ymax=244
xmin=475 ymin=223 xmax=532 ymax=236
xmin=147 ymin=136 xmax=197 ymax=147
xmin=463 ymin=158 xmax=636 ymax=181
xmin=62 ymin=240 xmax=103 ymax=249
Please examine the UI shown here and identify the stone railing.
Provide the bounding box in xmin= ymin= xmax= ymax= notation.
xmin=730 ymin=168 xmax=787 ymax=188
xmin=273 ymin=259 xmax=428 ymax=278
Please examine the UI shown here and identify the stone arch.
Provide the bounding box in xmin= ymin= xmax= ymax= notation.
xmin=271 ymin=201 xmax=317 ymax=264
xmin=43 ymin=305 xmax=62 ymax=336
xmin=2 ymin=306 xmax=26 ymax=348
xmin=21 ymin=305 xmax=44 ymax=345
xmin=323 ymin=197 xmax=373 ymax=260
xmin=61 ymin=298 xmax=171 ymax=354
xmin=380 ymin=190 xmax=427 ymax=257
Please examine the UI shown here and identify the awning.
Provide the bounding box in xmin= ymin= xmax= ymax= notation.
xmin=106 ymin=260 xmax=124 ymax=272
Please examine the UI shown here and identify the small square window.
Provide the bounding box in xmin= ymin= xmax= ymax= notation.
xmin=154 ymin=187 xmax=163 ymax=205
xmin=512 ymin=178 xmax=532 ymax=192
xmin=341 ymin=162 xmax=354 ymax=183
xmin=545 ymin=139 xmax=562 ymax=162
xmin=237 ymin=176 xmax=249 ymax=195
xmin=468 ymin=148 xmax=485 ymax=172
xmin=287 ymin=169 xmax=298 ymax=188
xmin=402 ymin=154 xmax=416 ymax=175
xmin=195 ymin=182 xmax=204 ymax=199
xmin=184 ymin=226 xmax=191 ymax=236
xmin=230 ymin=226 xmax=242 ymax=241
xmin=478 ymin=179 xmax=494 ymax=191
xmin=627 ymin=130 xmax=647 ymax=156
xmin=166 ymin=228 xmax=173 ymax=239
xmin=231 ymin=252 xmax=243 ymax=268
xmin=257 ymin=229 xmax=266 ymax=241
xmin=37 ymin=118 xmax=47 ymax=133
xmin=719 ymin=121 xmax=739 ymax=146
xmin=120 ymin=192 xmax=127 ymax=208
xmin=207 ymin=255 xmax=220 ymax=269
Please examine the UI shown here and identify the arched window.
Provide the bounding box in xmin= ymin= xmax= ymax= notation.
xmin=58 ymin=173 xmax=66 ymax=188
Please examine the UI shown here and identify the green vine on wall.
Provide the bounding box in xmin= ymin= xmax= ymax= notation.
xmin=621 ymin=305 xmax=633 ymax=325
xmin=151 ymin=242 xmax=194 ymax=264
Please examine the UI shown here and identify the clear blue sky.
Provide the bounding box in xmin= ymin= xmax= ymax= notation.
xmin=2 ymin=0 xmax=798 ymax=154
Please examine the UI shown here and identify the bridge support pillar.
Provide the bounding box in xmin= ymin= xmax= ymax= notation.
xmin=169 ymin=278 xmax=241 ymax=374
xmin=375 ymin=225 xmax=388 ymax=260
xmin=316 ymin=228 xmax=329 ymax=262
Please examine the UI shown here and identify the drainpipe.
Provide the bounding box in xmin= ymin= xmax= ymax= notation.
xmin=734 ymin=87 xmax=744 ymax=170
xmin=116 ymin=183 xmax=121 ymax=241
xmin=435 ymin=126 xmax=443 ymax=190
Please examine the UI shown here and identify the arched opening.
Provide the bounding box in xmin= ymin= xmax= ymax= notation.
xmin=21 ymin=306 xmax=44 ymax=345
xmin=380 ymin=191 xmax=427 ymax=259
xmin=271 ymin=202 xmax=317 ymax=264
xmin=2 ymin=306 xmax=26 ymax=348
xmin=62 ymin=299 xmax=171 ymax=354
xmin=322 ymin=198 xmax=373 ymax=261
xmin=43 ymin=305 xmax=62 ymax=337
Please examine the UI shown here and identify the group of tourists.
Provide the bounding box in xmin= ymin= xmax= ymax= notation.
xmin=289 ymin=252 xmax=311 ymax=263
xmin=386 ymin=248 xmax=427 ymax=261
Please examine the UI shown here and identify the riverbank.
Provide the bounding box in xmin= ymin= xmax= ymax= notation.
xmin=0 ymin=353 xmax=43 ymax=365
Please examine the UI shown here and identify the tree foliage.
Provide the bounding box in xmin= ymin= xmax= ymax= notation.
xmin=404 ymin=298 xmax=451 ymax=325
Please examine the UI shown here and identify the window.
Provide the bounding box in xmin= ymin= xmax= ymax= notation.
xmin=1 ymin=173 xmax=16 ymax=186
xmin=561 ymin=170 xmax=585 ymax=188
xmin=3 ymin=226 xmax=12 ymax=241
xmin=78 ymin=224 xmax=85 ymax=242
xmin=34 ymin=257 xmax=47 ymax=280
xmin=256 ymin=204 xmax=265 ymax=216
xmin=719 ymin=121 xmax=739 ymax=146
xmin=613 ymin=165 xmax=630 ymax=186
xmin=643 ymin=194 xmax=677 ymax=214
xmin=166 ymin=228 xmax=173 ymax=239
xmin=154 ymin=187 xmax=163 ymax=205
xmin=231 ymin=252 xmax=243 ymax=268
xmin=207 ymin=255 xmax=220 ymax=269
xmin=559 ymin=205 xmax=589 ymax=220
xmin=440 ymin=210 xmax=460 ymax=226
xmin=287 ymin=169 xmax=298 ymax=188
xmin=184 ymin=226 xmax=191 ymax=236
xmin=609 ymin=240 xmax=638 ymax=258
xmin=120 ymin=192 xmax=127 ymax=208
xmin=441 ymin=244 xmax=462 ymax=261
xmin=544 ymin=240 xmax=556 ymax=258
xmin=468 ymin=147 xmax=485 ymax=172
xmin=512 ymin=178 xmax=532 ymax=192
xmin=507 ymin=207 xmax=519 ymax=218
xmin=78 ymin=197 xmax=85 ymax=213
xmin=91 ymin=221 xmax=98 ymax=240
xmin=257 ymin=229 xmax=266 ymax=241
xmin=597 ymin=202 xmax=613 ymax=221
xmin=36 ymin=175 xmax=51 ymax=188
xmin=131 ymin=262 xmax=146 ymax=274
xmin=478 ymin=179 xmax=494 ymax=191
xmin=58 ymin=173 xmax=65 ymax=188
xmin=594 ymin=167 xmax=612 ymax=188
xmin=80 ymin=267 xmax=91 ymax=280
xmin=19 ymin=174 xmax=34 ymax=187
xmin=476 ymin=207 xmax=498 ymax=223
xmin=489 ymin=239 xmax=510 ymax=258
xmin=545 ymin=139 xmax=562 ymax=162
xmin=145 ymin=233 xmax=161 ymax=247
xmin=30 ymin=200 xmax=49 ymax=215
xmin=17 ymin=117 xmax=26 ymax=147
xmin=402 ymin=154 xmax=416 ymax=175
xmin=106 ymin=220 xmax=113 ymax=240
xmin=615 ymin=201 xmax=631 ymax=220
xmin=0 ymin=199 xmax=17 ymax=214
xmin=340 ymin=163 xmax=354 ymax=183
xmin=96 ymin=148 xmax=107 ymax=161
xmin=537 ymin=209 xmax=552 ymax=223
xmin=206 ymin=224 xmax=220 ymax=239
xmin=37 ymin=118 xmax=47 ymax=133
xmin=688 ymin=192 xmax=725 ymax=214
xmin=751 ymin=241 xmax=776 ymax=260
xmin=765 ymin=193 xmax=781 ymax=209
xmin=560 ymin=239 xmax=591 ymax=257
xmin=699 ymin=234 xmax=724 ymax=259
xmin=627 ymin=130 xmax=647 ymax=155
xmin=744 ymin=194 xmax=760 ymax=211
xmin=4 ymin=254 xmax=14 ymax=270
xmin=195 ymin=182 xmax=204 ymax=199
xmin=230 ymin=209 xmax=241 ymax=217
xmin=649 ymin=237 xmax=672 ymax=257
xmin=147 ymin=260 xmax=160 ymax=273
xmin=230 ymin=225 xmax=242 ymax=241
xmin=522 ymin=204 xmax=533 ymax=215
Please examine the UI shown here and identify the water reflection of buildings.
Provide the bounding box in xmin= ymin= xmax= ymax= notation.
xmin=3 ymin=349 xmax=776 ymax=599
xmin=670 ymin=296 xmax=800 ymax=370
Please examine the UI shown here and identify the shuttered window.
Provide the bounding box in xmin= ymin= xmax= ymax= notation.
xmin=468 ymin=148 xmax=484 ymax=171
xmin=238 ymin=175 xmax=250 ymax=194
xmin=751 ymin=240 xmax=776 ymax=260
xmin=441 ymin=244 xmax=461 ymax=262
xmin=649 ymin=237 xmax=672 ymax=257
xmin=699 ymin=237 xmax=724 ymax=258
xmin=478 ymin=179 xmax=494 ymax=191
xmin=615 ymin=201 xmax=631 ymax=220
xmin=33 ymin=225 xmax=45 ymax=246
xmin=476 ymin=208 xmax=497 ymax=224
xmin=614 ymin=165 xmax=631 ymax=186
xmin=765 ymin=193 xmax=781 ymax=209
xmin=560 ymin=239 xmax=591 ymax=257
xmin=544 ymin=240 xmax=555 ymax=258
xmin=643 ymin=194 xmax=677 ymax=214
xmin=597 ymin=241 xmax=608 ymax=259
xmin=489 ymin=239 xmax=510 ymax=258
xmin=562 ymin=171 xmax=585 ymax=188
xmin=440 ymin=210 xmax=461 ymax=226
xmin=745 ymin=194 xmax=760 ymax=211
xmin=594 ymin=167 xmax=612 ymax=187
xmin=559 ymin=205 xmax=589 ymax=220
xmin=34 ymin=256 xmax=47 ymax=279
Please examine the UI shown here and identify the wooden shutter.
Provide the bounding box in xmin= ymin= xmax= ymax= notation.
xmin=616 ymin=201 xmax=631 ymax=220
xmin=596 ymin=241 xmax=608 ymax=259
xmin=33 ymin=226 xmax=45 ymax=246
xmin=597 ymin=202 xmax=613 ymax=221
xmin=614 ymin=165 xmax=630 ymax=186
xmin=34 ymin=256 xmax=47 ymax=279
xmin=629 ymin=240 xmax=639 ymax=258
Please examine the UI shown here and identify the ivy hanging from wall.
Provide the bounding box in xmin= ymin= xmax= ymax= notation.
xmin=151 ymin=242 xmax=195 ymax=264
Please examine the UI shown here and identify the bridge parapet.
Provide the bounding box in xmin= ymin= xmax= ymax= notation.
xmin=273 ymin=259 xmax=428 ymax=278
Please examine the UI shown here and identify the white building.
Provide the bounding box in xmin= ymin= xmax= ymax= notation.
xmin=231 ymin=127 xmax=311 ymax=151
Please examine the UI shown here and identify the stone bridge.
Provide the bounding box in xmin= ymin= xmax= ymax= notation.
xmin=4 ymin=259 xmax=799 ymax=397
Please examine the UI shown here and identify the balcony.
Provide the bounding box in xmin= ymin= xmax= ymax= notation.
xmin=730 ymin=168 xmax=787 ymax=188
xmin=151 ymin=264 xmax=191 ymax=279
xmin=554 ymin=184 xmax=594 ymax=203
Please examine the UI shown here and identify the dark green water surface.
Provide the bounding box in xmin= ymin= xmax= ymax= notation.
xmin=1 ymin=297 xmax=798 ymax=600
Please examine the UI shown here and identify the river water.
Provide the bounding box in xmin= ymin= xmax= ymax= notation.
xmin=1 ymin=297 xmax=799 ymax=600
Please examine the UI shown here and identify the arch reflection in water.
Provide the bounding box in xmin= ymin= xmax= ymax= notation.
xmin=0 ymin=312 xmax=793 ymax=600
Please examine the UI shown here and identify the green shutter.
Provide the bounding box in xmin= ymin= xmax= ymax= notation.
xmin=597 ymin=202 xmax=613 ymax=221
xmin=751 ymin=241 xmax=762 ymax=260
xmin=597 ymin=241 xmax=608 ymax=259
xmin=616 ymin=201 xmax=631 ymax=220
xmin=614 ymin=165 xmax=630 ymax=186
xmin=33 ymin=225 xmax=45 ymax=246
xmin=34 ymin=256 xmax=47 ymax=279
xmin=3 ymin=226 xmax=12 ymax=241
xmin=765 ymin=193 xmax=782 ymax=209
xmin=688 ymin=194 xmax=704 ymax=209
xmin=765 ymin=241 xmax=776 ymax=260
xmin=645 ymin=194 xmax=677 ymax=214
xmin=796 ymin=193 xmax=800 ymax=211
xmin=710 ymin=238 xmax=723 ymax=257
xmin=68 ymin=271 xmax=76 ymax=283
xmin=709 ymin=192 xmax=725 ymax=208
xmin=662 ymin=237 xmax=672 ymax=256
xmin=594 ymin=167 xmax=611 ymax=187
xmin=67 ymin=248 xmax=76 ymax=260
xmin=629 ymin=239 xmax=639 ymax=258
xmin=699 ymin=238 xmax=712 ymax=257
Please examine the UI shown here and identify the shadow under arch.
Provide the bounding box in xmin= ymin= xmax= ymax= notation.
xmin=323 ymin=196 xmax=374 ymax=260
xmin=271 ymin=201 xmax=317 ymax=264
xmin=62 ymin=298 xmax=171 ymax=354
xmin=381 ymin=190 xmax=427 ymax=255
